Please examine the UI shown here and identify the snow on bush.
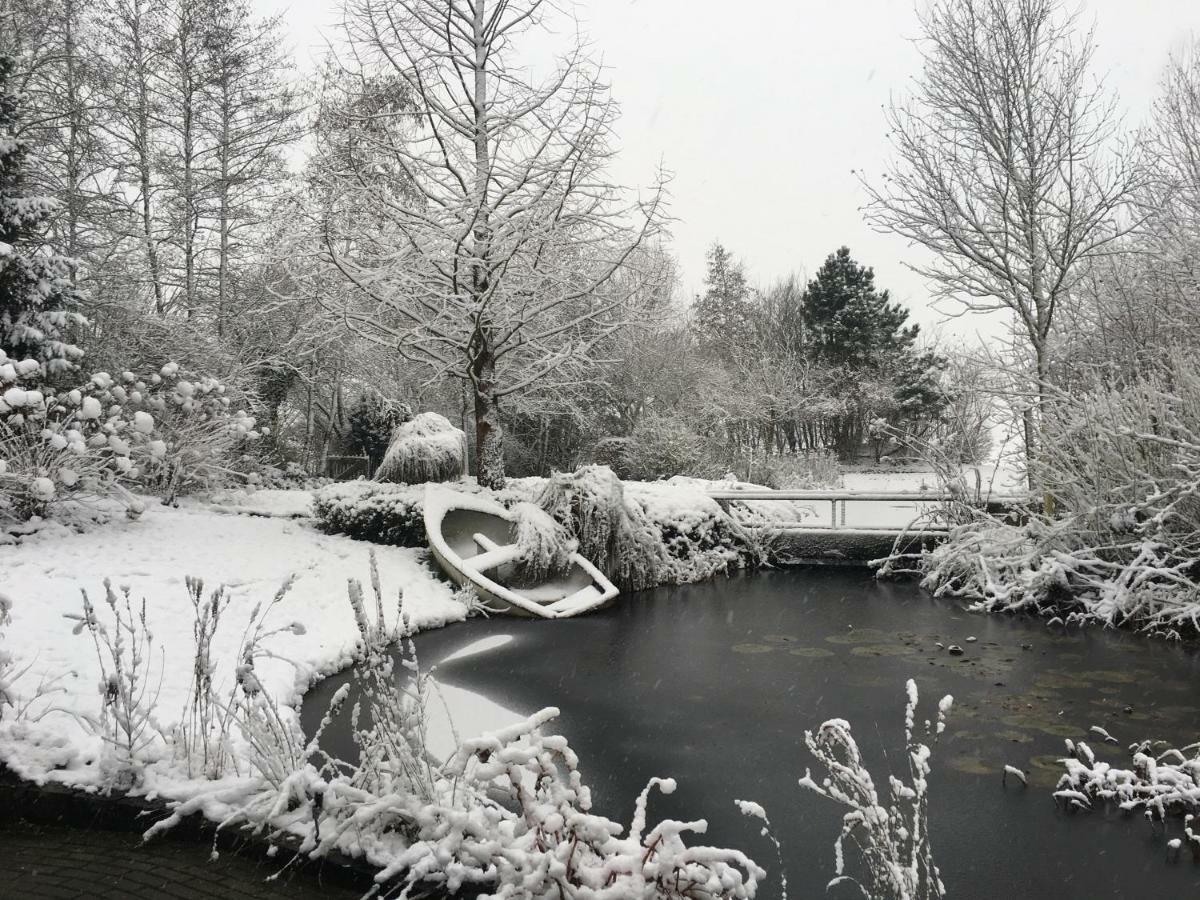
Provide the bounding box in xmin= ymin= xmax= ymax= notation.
xmin=375 ymin=412 xmax=467 ymax=485
xmin=312 ymin=480 xmax=429 ymax=545
xmin=0 ymin=352 xmax=261 ymax=523
xmin=889 ymin=359 xmax=1200 ymax=637
xmin=537 ymin=465 xmax=671 ymax=591
xmin=314 ymin=469 xmax=763 ymax=590
xmin=511 ymin=501 xmax=577 ymax=583
xmin=1055 ymin=736 xmax=1200 ymax=827
xmin=799 ymin=680 xmax=952 ymax=900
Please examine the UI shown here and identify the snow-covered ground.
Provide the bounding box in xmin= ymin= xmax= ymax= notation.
xmin=0 ymin=494 xmax=527 ymax=786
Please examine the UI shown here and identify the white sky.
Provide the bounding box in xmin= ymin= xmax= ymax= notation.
xmin=258 ymin=0 xmax=1200 ymax=344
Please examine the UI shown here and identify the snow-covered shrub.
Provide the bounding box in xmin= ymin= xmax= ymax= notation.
xmin=511 ymin=501 xmax=577 ymax=583
xmin=799 ymin=680 xmax=952 ymax=900
xmin=591 ymin=435 xmax=634 ymax=478
xmin=0 ymin=354 xmax=261 ymax=522
xmin=347 ymin=390 xmax=411 ymax=471
xmin=64 ymin=580 xmax=161 ymax=790
xmin=1055 ymin=736 xmax=1200 ymax=825
xmin=375 ymin=412 xmax=466 ymax=484
xmin=899 ymin=359 xmax=1200 ymax=636
xmin=621 ymin=414 xmax=715 ymax=481
xmin=627 ymin=479 xmax=765 ymax=581
xmin=761 ymin=451 xmax=842 ymax=490
xmin=538 ymin=465 xmax=669 ymax=591
xmin=312 ymin=481 xmax=427 ymax=545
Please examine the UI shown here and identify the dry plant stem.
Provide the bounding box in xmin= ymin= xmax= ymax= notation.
xmin=799 ymin=680 xmax=952 ymax=900
xmin=65 ymin=580 xmax=164 ymax=788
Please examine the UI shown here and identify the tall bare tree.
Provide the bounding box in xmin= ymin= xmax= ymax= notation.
xmin=200 ymin=0 xmax=303 ymax=337
xmin=863 ymin=0 xmax=1142 ymax=479
xmin=315 ymin=0 xmax=667 ymax=488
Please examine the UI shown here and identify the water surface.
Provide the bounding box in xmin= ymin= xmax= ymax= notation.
xmin=303 ymin=569 xmax=1200 ymax=899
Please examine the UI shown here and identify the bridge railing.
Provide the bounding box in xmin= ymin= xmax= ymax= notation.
xmin=705 ymin=489 xmax=1025 ymax=532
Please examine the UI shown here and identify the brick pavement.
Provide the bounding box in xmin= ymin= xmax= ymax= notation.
xmin=0 ymin=817 xmax=368 ymax=900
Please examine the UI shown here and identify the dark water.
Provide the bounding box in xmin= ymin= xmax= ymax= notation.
xmin=302 ymin=569 xmax=1200 ymax=899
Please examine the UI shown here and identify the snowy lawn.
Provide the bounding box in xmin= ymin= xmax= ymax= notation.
xmin=0 ymin=491 xmax=528 ymax=787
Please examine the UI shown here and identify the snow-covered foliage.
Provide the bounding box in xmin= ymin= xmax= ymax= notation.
xmin=511 ymin=501 xmax=577 ymax=583
xmin=799 ymin=680 xmax=952 ymax=900
xmin=1055 ymin=736 xmax=1200 ymax=826
xmin=375 ymin=412 xmax=467 ymax=485
xmin=0 ymin=355 xmax=261 ymax=523
xmin=0 ymin=55 xmax=86 ymax=374
xmin=537 ymin=465 xmax=671 ymax=591
xmin=313 ymin=470 xmax=763 ymax=590
xmin=312 ymin=481 xmax=429 ymax=545
xmin=892 ymin=360 xmax=1200 ymax=636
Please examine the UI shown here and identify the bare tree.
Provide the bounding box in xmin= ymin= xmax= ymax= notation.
xmin=863 ymin=0 xmax=1143 ymax=478
xmin=314 ymin=0 xmax=667 ymax=488
xmin=200 ymin=0 xmax=304 ymax=338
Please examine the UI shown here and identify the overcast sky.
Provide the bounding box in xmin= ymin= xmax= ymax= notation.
xmin=258 ymin=0 xmax=1200 ymax=344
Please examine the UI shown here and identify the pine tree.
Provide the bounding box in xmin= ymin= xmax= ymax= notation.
xmin=693 ymin=242 xmax=755 ymax=360
xmin=0 ymin=55 xmax=83 ymax=373
xmin=802 ymin=247 xmax=918 ymax=368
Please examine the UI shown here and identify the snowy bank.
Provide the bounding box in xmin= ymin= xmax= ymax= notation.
xmin=0 ymin=498 xmax=469 ymax=786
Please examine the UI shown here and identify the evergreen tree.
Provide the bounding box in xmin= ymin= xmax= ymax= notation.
xmin=0 ymin=55 xmax=83 ymax=372
xmin=693 ymin=242 xmax=755 ymax=359
xmin=802 ymin=246 xmax=918 ymax=368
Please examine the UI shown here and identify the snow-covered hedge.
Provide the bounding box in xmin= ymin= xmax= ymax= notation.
xmin=312 ymin=481 xmax=429 ymax=545
xmin=375 ymin=412 xmax=466 ymax=485
xmin=0 ymin=353 xmax=261 ymax=523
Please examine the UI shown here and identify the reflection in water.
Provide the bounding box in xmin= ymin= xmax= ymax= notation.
xmin=301 ymin=568 xmax=1200 ymax=900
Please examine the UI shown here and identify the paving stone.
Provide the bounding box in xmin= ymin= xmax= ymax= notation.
xmin=0 ymin=818 xmax=367 ymax=900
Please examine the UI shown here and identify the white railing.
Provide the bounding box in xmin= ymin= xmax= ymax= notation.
xmin=706 ymin=489 xmax=1024 ymax=532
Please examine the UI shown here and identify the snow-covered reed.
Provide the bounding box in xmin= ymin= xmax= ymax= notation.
xmin=375 ymin=412 xmax=467 ymax=485
xmin=0 ymin=592 xmax=12 ymax=719
xmin=1055 ymin=737 xmax=1200 ymax=826
xmin=799 ymin=680 xmax=952 ymax=900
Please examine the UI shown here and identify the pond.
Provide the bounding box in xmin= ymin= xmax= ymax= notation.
xmin=301 ymin=569 xmax=1200 ymax=899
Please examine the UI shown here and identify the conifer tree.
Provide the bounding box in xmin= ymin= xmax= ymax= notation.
xmin=693 ymin=242 xmax=755 ymax=360
xmin=0 ymin=55 xmax=83 ymax=372
xmin=801 ymin=246 xmax=917 ymax=369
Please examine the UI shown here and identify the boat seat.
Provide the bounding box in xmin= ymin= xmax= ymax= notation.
xmin=462 ymin=532 xmax=524 ymax=572
xmin=546 ymin=584 xmax=604 ymax=617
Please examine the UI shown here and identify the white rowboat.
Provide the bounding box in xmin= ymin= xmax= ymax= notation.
xmin=424 ymin=488 xmax=618 ymax=618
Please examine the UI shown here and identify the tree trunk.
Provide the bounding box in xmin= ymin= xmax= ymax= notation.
xmin=472 ymin=348 xmax=505 ymax=489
